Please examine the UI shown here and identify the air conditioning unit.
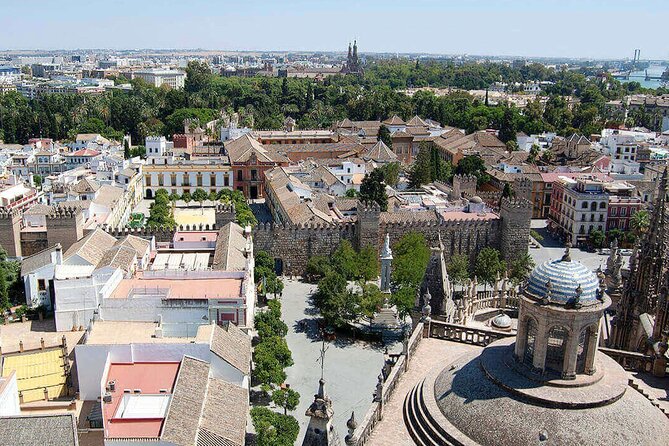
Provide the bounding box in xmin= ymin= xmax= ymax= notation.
xmin=103 ymin=392 xmax=112 ymax=403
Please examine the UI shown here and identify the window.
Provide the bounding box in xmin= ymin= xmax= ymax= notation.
xmin=251 ymin=169 xmax=258 ymax=181
xmin=37 ymin=279 xmax=46 ymax=291
xmin=546 ymin=326 xmax=569 ymax=375
xmin=620 ymin=208 xmax=627 ymax=216
xmin=196 ymin=173 xmax=203 ymax=187
xmin=581 ymin=201 xmax=588 ymax=209
xmin=237 ymin=170 xmax=243 ymax=181
xmin=210 ymin=174 xmax=216 ymax=186
xmin=224 ymin=176 xmax=229 ymax=187
xmin=599 ymin=202 xmax=606 ymax=209
xmin=611 ymin=207 xmax=617 ymax=216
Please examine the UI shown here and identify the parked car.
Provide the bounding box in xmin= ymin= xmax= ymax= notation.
xmin=620 ymin=249 xmax=633 ymax=256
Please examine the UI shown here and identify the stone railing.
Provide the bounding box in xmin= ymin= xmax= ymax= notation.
xmin=599 ymin=347 xmax=654 ymax=373
xmin=427 ymin=320 xmax=513 ymax=347
xmin=344 ymin=322 xmax=423 ymax=446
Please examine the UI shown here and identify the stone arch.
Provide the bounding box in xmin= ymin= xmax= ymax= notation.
xmin=523 ymin=316 xmax=538 ymax=366
xmin=545 ymin=325 xmax=570 ymax=375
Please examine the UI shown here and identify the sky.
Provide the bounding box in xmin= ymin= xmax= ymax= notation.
xmin=1 ymin=0 xmax=668 ymax=60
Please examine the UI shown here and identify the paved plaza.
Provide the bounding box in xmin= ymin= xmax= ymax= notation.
xmin=529 ymin=219 xmax=628 ymax=272
xmin=279 ymin=279 xmax=389 ymax=442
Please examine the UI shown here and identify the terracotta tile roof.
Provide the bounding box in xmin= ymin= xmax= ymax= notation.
xmin=68 ymin=149 xmax=100 ymax=157
xmin=362 ymin=141 xmax=398 ymax=162
xmin=224 ymin=134 xmax=288 ymax=163
xmin=64 ymin=228 xmax=117 ymax=266
xmin=209 ymin=322 xmax=251 ymax=375
xmin=23 ymin=203 xmax=53 ymax=216
xmin=383 ymin=115 xmax=406 ymax=125
xmin=0 ymin=413 xmax=78 ymax=446
xmin=407 ymin=115 xmax=427 ymax=127
xmin=70 ymin=178 xmax=100 ymax=194
xmin=197 ymin=378 xmax=248 ymax=446
xmin=20 ymin=245 xmax=59 ymax=276
xmin=162 ymin=357 xmax=211 ymax=446
xmin=96 ymin=244 xmax=136 ymax=273
xmin=212 ymin=223 xmax=248 ymax=271
xmin=162 ymin=356 xmax=248 ymax=446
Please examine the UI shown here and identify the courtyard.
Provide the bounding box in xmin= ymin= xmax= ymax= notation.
xmin=280 ymin=279 xmax=391 ymax=441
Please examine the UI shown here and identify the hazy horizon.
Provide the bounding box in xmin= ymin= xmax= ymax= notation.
xmin=2 ymin=0 xmax=668 ymax=60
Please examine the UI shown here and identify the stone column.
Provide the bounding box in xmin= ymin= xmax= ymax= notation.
xmin=515 ymin=318 xmax=528 ymax=360
xmin=561 ymin=330 xmax=580 ymax=379
xmin=532 ymin=320 xmax=549 ymax=372
xmin=584 ymin=327 xmax=599 ymax=375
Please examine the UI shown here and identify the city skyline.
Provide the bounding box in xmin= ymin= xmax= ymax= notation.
xmin=2 ymin=0 xmax=668 ymax=60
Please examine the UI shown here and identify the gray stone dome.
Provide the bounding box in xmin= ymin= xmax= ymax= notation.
xmin=491 ymin=313 xmax=512 ymax=329
xmin=405 ymin=338 xmax=669 ymax=446
xmin=469 ymin=195 xmax=483 ymax=204
xmin=526 ymin=258 xmax=600 ymax=306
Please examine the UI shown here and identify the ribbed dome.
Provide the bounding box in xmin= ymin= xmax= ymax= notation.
xmin=526 ymin=258 xmax=600 ymax=306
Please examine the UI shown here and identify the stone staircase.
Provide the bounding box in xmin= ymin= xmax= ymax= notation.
xmin=403 ymin=379 xmax=458 ymax=446
xmin=628 ymin=377 xmax=669 ymax=418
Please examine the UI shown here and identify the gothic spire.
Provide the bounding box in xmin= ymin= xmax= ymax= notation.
xmin=611 ymin=168 xmax=669 ymax=349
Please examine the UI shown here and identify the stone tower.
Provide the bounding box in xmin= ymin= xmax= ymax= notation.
xmin=513 ymin=176 xmax=533 ymax=203
xmin=452 ymin=174 xmax=477 ymax=199
xmin=46 ymin=206 xmax=84 ymax=252
xmin=302 ymin=379 xmax=342 ymax=446
xmin=356 ymin=200 xmax=380 ymax=250
xmin=380 ymin=233 xmax=392 ymax=293
xmin=215 ymin=202 xmax=236 ymax=228
xmin=0 ymin=207 xmax=22 ymax=257
xmin=499 ymin=197 xmax=532 ymax=262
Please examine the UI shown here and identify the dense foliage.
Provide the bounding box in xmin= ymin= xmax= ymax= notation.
xmin=250 ymin=406 xmax=300 ymax=446
xmin=390 ymin=232 xmax=431 ymax=318
xmin=2 ymin=59 xmax=666 ymax=146
xmin=255 ymin=250 xmax=284 ymax=296
xmin=253 ymin=299 xmax=293 ymax=387
xmin=146 ymin=189 xmax=176 ymax=228
xmin=0 ymin=248 xmax=23 ymax=311
xmin=310 ymin=240 xmax=382 ymax=327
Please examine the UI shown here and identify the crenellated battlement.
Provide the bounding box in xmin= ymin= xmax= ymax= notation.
xmin=46 ymin=206 xmax=82 ymax=219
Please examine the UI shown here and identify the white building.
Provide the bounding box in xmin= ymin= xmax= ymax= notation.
xmin=133 ymin=69 xmax=186 ymax=89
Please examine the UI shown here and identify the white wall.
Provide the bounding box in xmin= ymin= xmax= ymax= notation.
xmin=0 ymin=373 xmax=20 ymax=416
xmin=75 ymin=342 xmax=211 ymax=401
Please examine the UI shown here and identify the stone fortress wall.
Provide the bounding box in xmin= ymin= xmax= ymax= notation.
xmin=1 ymin=196 xmax=532 ymax=277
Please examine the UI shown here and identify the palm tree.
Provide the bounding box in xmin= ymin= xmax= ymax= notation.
xmin=630 ymin=210 xmax=650 ymax=236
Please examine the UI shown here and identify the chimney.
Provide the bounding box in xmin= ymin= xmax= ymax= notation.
xmin=53 ymin=243 xmax=63 ymax=265
xmin=19 ymin=340 xmax=23 ymax=352
xmin=40 ymin=337 xmax=45 ymax=349
xmin=43 ymin=387 xmax=49 ymax=401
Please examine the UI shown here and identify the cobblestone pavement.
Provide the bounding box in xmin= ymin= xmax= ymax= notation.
xmin=366 ymin=338 xmax=481 ymax=446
